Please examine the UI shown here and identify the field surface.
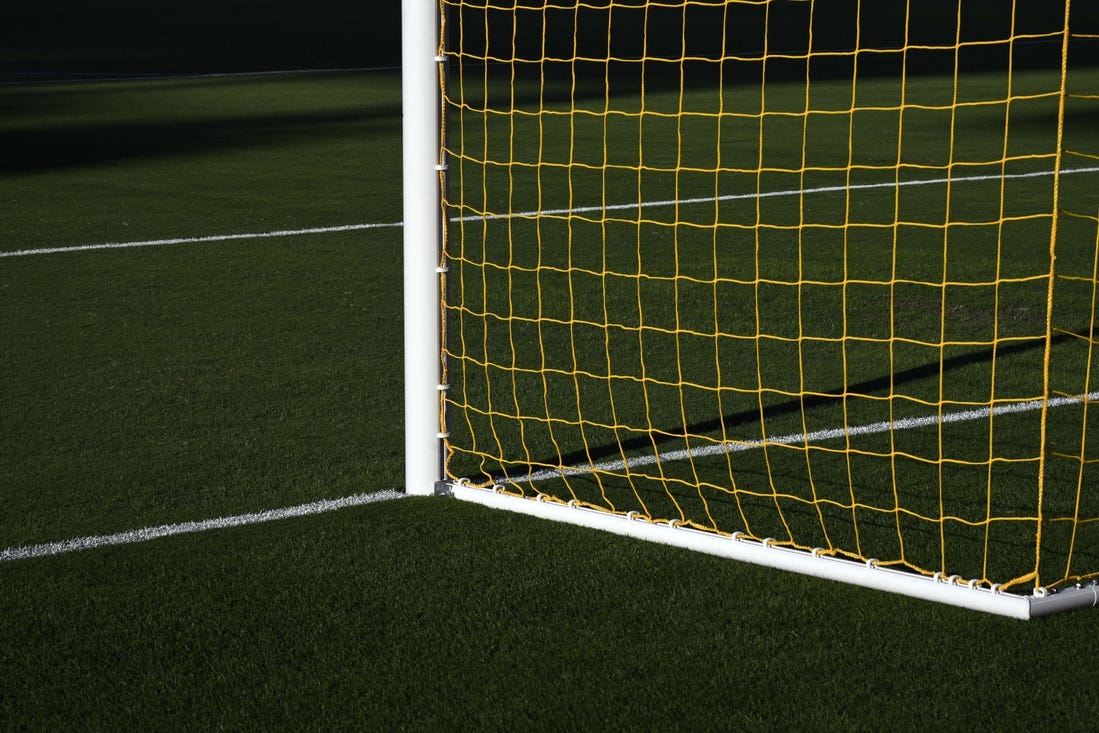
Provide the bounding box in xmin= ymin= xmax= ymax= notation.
xmin=3 ymin=3 xmax=1099 ymax=730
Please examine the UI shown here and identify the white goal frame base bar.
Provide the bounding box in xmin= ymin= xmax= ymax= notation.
xmin=444 ymin=482 xmax=1099 ymax=620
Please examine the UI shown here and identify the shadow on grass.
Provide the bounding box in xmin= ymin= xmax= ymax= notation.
xmin=0 ymin=107 xmax=400 ymax=175
xmin=0 ymin=0 xmax=400 ymax=78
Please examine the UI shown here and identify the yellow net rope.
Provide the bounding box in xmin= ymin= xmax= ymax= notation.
xmin=440 ymin=0 xmax=1099 ymax=591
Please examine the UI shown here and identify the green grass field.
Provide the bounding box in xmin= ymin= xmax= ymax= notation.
xmin=3 ymin=11 xmax=1099 ymax=731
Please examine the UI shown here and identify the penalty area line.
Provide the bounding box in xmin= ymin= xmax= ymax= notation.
xmin=0 ymin=489 xmax=407 ymax=563
xmin=520 ymin=391 xmax=1099 ymax=484
xmin=5 ymin=166 xmax=1098 ymax=259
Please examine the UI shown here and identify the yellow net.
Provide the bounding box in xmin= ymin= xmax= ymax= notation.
xmin=440 ymin=0 xmax=1099 ymax=591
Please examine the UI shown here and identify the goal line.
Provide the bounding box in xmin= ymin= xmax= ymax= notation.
xmin=0 ymin=490 xmax=406 ymax=563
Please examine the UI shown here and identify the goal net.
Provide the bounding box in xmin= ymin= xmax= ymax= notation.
xmin=422 ymin=0 xmax=1099 ymax=616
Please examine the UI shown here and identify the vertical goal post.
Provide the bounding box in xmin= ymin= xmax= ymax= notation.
xmin=402 ymin=0 xmax=1099 ymax=618
xmin=402 ymin=0 xmax=446 ymax=497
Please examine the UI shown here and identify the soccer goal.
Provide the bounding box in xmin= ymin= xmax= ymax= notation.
xmin=403 ymin=0 xmax=1099 ymax=618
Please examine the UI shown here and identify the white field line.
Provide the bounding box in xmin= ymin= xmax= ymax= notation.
xmin=0 ymin=489 xmax=406 ymax=563
xmin=4 ymin=166 xmax=1097 ymax=259
xmin=521 ymin=391 xmax=1099 ymax=483
xmin=508 ymin=165 xmax=1099 ymax=221
xmin=0 ymin=223 xmax=402 ymax=259
xmin=4 ymin=392 xmax=1096 ymax=562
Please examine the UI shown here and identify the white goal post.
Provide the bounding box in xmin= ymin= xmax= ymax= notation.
xmin=402 ymin=0 xmax=446 ymax=498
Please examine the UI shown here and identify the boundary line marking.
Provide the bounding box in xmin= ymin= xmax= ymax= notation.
xmin=4 ymin=166 xmax=1097 ymax=259
xmin=7 ymin=392 xmax=1093 ymax=564
xmin=0 ymin=223 xmax=401 ymax=259
xmin=0 ymin=489 xmax=406 ymax=563
xmin=522 ymin=165 xmax=1099 ymax=221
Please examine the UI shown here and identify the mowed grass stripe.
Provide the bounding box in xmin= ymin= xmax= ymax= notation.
xmin=5 ymin=166 xmax=1097 ymax=259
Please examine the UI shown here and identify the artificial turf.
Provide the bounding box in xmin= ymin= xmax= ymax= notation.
xmin=3 ymin=496 xmax=1098 ymax=730
xmin=2 ymin=2 xmax=1098 ymax=729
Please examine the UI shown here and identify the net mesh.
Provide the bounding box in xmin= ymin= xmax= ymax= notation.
xmin=440 ymin=0 xmax=1099 ymax=591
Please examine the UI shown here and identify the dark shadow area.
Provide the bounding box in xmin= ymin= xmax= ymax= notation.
xmin=448 ymin=0 xmax=1099 ymax=108
xmin=7 ymin=1 xmax=1093 ymax=83
xmin=0 ymin=106 xmax=400 ymax=175
xmin=453 ymin=1 xmax=1098 ymax=72
xmin=1 ymin=0 xmax=401 ymax=77
xmin=510 ymin=327 xmax=1095 ymax=477
xmin=0 ymin=70 xmax=395 ymax=117
xmin=1005 ymin=102 xmax=1099 ymax=137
